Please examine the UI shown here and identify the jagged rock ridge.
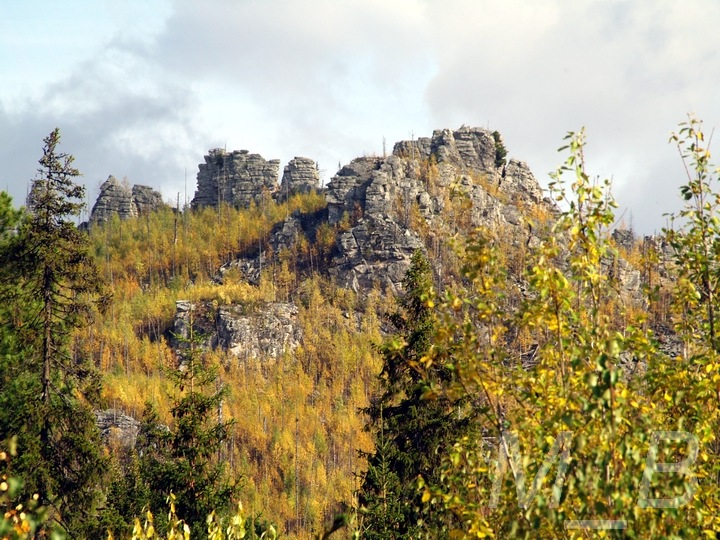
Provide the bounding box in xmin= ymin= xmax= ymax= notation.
xmin=321 ymin=126 xmax=553 ymax=292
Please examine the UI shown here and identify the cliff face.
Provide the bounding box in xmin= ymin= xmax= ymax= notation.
xmin=277 ymin=157 xmax=320 ymax=202
xmin=89 ymin=176 xmax=166 ymax=226
xmin=171 ymin=300 xmax=302 ymax=361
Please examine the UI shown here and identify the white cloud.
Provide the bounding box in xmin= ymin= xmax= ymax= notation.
xmin=2 ymin=0 xmax=720 ymax=231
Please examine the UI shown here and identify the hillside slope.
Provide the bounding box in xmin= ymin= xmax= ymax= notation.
xmin=83 ymin=126 xmax=651 ymax=536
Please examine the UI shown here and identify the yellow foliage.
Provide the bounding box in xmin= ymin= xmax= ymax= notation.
xmin=79 ymin=193 xmax=382 ymax=537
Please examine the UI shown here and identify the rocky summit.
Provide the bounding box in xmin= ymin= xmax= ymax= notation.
xmin=262 ymin=126 xmax=553 ymax=293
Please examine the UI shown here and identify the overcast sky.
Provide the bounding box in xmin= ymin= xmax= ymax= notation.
xmin=2 ymin=0 xmax=719 ymax=233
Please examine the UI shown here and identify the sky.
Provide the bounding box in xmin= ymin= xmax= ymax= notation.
xmin=2 ymin=0 xmax=719 ymax=233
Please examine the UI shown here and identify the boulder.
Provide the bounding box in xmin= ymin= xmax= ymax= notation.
xmin=94 ymin=408 xmax=140 ymax=450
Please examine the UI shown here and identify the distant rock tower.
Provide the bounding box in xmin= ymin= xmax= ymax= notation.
xmin=276 ymin=157 xmax=320 ymax=202
xmin=88 ymin=176 xmax=165 ymax=226
xmin=191 ymin=149 xmax=280 ymax=209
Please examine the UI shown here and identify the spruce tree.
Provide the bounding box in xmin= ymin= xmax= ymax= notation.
xmin=0 ymin=191 xmax=23 ymax=357
xmin=0 ymin=129 xmax=109 ymax=536
xmin=358 ymin=250 xmax=467 ymax=538
xmin=138 ymin=308 xmax=236 ymax=537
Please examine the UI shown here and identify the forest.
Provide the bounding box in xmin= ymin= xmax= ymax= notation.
xmin=1 ymin=117 xmax=720 ymax=539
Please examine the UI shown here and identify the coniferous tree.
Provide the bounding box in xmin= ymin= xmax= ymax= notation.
xmin=358 ymin=250 xmax=468 ymax=538
xmin=138 ymin=309 xmax=237 ymax=538
xmin=0 ymin=129 xmax=109 ymax=536
xmin=0 ymin=191 xmax=21 ymax=240
xmin=0 ymin=191 xmax=23 ymax=356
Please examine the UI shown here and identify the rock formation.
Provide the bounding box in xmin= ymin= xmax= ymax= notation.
xmin=276 ymin=157 xmax=320 ymax=202
xmin=173 ymin=125 xmax=656 ymax=365
xmin=172 ymin=300 xmax=302 ymax=362
xmin=219 ymin=126 xmax=557 ymax=293
xmin=320 ymin=126 xmax=555 ymax=292
xmin=88 ymin=176 xmax=166 ymax=226
xmin=191 ymin=149 xmax=280 ymax=209
xmin=132 ymin=184 xmax=164 ymax=216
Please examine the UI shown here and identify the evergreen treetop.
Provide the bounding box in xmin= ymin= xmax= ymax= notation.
xmin=0 ymin=129 xmax=109 ymax=537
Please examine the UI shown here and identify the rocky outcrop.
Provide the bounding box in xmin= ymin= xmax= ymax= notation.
xmin=191 ymin=149 xmax=280 ymax=209
xmin=325 ymin=157 xmax=382 ymax=225
xmin=94 ymin=409 xmax=140 ymax=450
xmin=216 ymin=303 xmax=301 ymax=360
xmin=172 ymin=300 xmax=302 ymax=362
xmin=276 ymin=157 xmax=320 ymax=202
xmin=89 ymin=177 xmax=137 ymax=225
xmin=89 ymin=176 xmax=166 ymax=226
xmin=428 ymin=126 xmax=497 ymax=171
xmin=269 ymin=212 xmax=305 ymax=254
xmin=330 ymin=217 xmax=425 ymax=292
xmin=321 ymin=126 xmax=556 ymax=292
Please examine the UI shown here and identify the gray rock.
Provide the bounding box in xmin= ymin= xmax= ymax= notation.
xmin=216 ymin=303 xmax=301 ymax=360
xmin=321 ymin=127 xmax=557 ymax=291
xmin=330 ymin=217 xmax=424 ymax=293
xmin=325 ymin=157 xmax=382 ymax=225
xmin=192 ymin=149 xmax=280 ymax=209
xmin=432 ymin=126 xmax=497 ymax=171
xmin=616 ymin=258 xmax=641 ymax=294
xmin=500 ymin=160 xmax=545 ymax=204
xmin=277 ymin=157 xmax=320 ymax=202
xmin=208 ymin=126 xmax=557 ymax=293
xmin=171 ymin=300 xmax=302 ymax=361
xmin=612 ymin=229 xmax=635 ymax=252
xmin=89 ymin=176 xmax=137 ymax=225
xmin=269 ymin=212 xmax=304 ymax=254
xmin=392 ymin=137 xmax=431 ymax=160
xmin=94 ymin=408 xmax=140 ymax=449
xmin=132 ymin=184 xmax=165 ymax=216
xmin=89 ymin=176 xmax=166 ymax=226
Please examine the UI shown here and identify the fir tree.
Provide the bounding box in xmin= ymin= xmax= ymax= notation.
xmin=0 ymin=129 xmax=109 ymax=537
xmin=0 ymin=191 xmax=23 ymax=360
xmin=358 ymin=250 xmax=467 ymax=538
xmin=0 ymin=191 xmax=21 ymax=241
xmin=138 ymin=307 xmax=237 ymax=538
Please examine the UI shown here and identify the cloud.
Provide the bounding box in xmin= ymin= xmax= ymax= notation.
xmin=3 ymin=0 xmax=720 ymax=232
xmin=144 ymin=0 xmax=436 ymax=172
xmin=0 ymin=35 xmax=205 ymax=210
xmin=422 ymin=0 xmax=720 ymax=232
